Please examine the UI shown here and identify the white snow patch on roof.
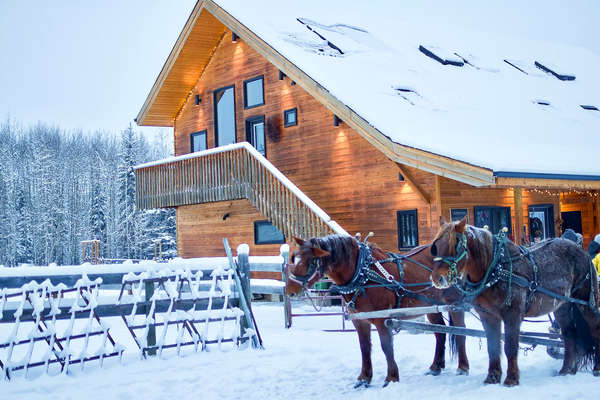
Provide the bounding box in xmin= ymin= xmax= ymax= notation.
xmin=214 ymin=0 xmax=600 ymax=176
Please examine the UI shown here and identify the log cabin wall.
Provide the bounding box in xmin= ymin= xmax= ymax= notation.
xmin=172 ymin=29 xmax=439 ymax=255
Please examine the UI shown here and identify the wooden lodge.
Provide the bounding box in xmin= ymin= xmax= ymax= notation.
xmin=134 ymin=1 xmax=600 ymax=261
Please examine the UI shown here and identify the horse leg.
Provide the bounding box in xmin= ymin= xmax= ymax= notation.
xmin=449 ymin=311 xmax=470 ymax=375
xmin=352 ymin=319 xmax=373 ymax=387
xmin=502 ymin=314 xmax=522 ymax=386
xmin=480 ymin=313 xmax=502 ymax=384
xmin=425 ymin=312 xmax=446 ymax=375
xmin=555 ymin=304 xmax=579 ymax=375
xmin=374 ymin=319 xmax=399 ymax=386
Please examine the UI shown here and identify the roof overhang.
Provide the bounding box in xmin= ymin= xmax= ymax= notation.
xmin=494 ymin=171 xmax=600 ymax=190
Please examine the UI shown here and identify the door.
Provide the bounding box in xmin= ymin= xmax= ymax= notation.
xmin=528 ymin=204 xmax=555 ymax=243
xmin=561 ymin=211 xmax=582 ymax=234
xmin=245 ymin=116 xmax=266 ymax=156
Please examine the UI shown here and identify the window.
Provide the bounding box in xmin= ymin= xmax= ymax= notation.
xmin=284 ymin=108 xmax=297 ymax=127
xmin=450 ymin=208 xmax=469 ymax=223
xmin=243 ymin=76 xmax=264 ymax=109
xmin=474 ymin=206 xmax=511 ymax=234
xmin=529 ymin=204 xmax=555 ymax=243
xmin=245 ymin=116 xmax=266 ymax=156
xmin=214 ymin=85 xmax=236 ymax=147
xmin=190 ymin=130 xmax=207 ymax=153
xmin=254 ymin=221 xmax=285 ymax=245
xmin=397 ymin=210 xmax=418 ymax=249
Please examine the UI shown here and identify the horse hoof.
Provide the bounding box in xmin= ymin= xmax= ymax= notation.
xmin=354 ymin=380 xmax=369 ymax=389
xmin=483 ymin=374 xmax=501 ymax=385
xmin=558 ymin=368 xmax=576 ymax=376
xmin=456 ymin=367 xmax=469 ymax=376
xmin=382 ymin=381 xmax=390 ymax=388
xmin=503 ymin=378 xmax=519 ymax=387
xmin=425 ymin=369 xmax=441 ymax=376
xmin=593 ymin=370 xmax=600 ymax=377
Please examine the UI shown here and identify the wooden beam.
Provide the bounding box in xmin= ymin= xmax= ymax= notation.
xmin=513 ymin=188 xmax=523 ymax=245
xmin=397 ymin=163 xmax=430 ymax=204
xmin=497 ymin=177 xmax=600 ymax=190
xmin=349 ymin=304 xmax=457 ymax=320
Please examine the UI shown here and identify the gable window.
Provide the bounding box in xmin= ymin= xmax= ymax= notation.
xmin=245 ymin=116 xmax=266 ymax=156
xmin=214 ymin=85 xmax=236 ymax=146
xmin=450 ymin=208 xmax=469 ymax=223
xmin=254 ymin=220 xmax=285 ymax=244
xmin=474 ymin=206 xmax=512 ymax=234
xmin=397 ymin=209 xmax=418 ymax=249
xmin=284 ymin=108 xmax=297 ymax=127
xmin=243 ymin=75 xmax=264 ymax=109
xmin=190 ymin=130 xmax=207 ymax=153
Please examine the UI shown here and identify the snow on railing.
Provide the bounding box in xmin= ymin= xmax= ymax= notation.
xmin=0 ymin=246 xmax=279 ymax=380
xmin=134 ymin=142 xmax=349 ymax=239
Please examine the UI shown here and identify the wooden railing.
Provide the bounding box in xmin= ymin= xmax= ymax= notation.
xmin=134 ymin=142 xmax=347 ymax=240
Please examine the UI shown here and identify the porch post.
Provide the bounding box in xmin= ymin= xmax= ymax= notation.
xmin=513 ymin=187 xmax=523 ymax=244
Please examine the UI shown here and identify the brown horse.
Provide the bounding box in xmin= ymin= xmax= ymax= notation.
xmin=286 ymin=234 xmax=469 ymax=387
xmin=430 ymin=216 xmax=600 ymax=386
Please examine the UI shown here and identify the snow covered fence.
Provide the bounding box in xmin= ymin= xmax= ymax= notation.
xmin=0 ymin=243 xmax=289 ymax=380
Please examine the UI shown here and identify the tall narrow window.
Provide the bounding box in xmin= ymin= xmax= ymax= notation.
xmin=397 ymin=209 xmax=418 ymax=249
xmin=190 ymin=130 xmax=207 ymax=153
xmin=243 ymin=76 xmax=264 ymax=109
xmin=246 ymin=116 xmax=266 ymax=156
xmin=474 ymin=206 xmax=512 ymax=234
xmin=214 ymin=85 xmax=236 ymax=146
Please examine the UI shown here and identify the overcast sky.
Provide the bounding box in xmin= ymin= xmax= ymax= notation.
xmin=0 ymin=1 xmax=598 ymax=142
xmin=0 ymin=0 xmax=196 ymax=139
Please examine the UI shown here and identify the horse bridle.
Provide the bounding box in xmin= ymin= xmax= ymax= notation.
xmin=289 ymin=256 xmax=325 ymax=288
xmin=434 ymin=232 xmax=468 ymax=284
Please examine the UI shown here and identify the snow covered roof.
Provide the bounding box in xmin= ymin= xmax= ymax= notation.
xmin=211 ymin=0 xmax=600 ymax=179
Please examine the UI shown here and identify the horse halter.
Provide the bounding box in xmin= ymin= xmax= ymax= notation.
xmin=289 ymin=256 xmax=324 ymax=288
xmin=434 ymin=232 xmax=468 ymax=284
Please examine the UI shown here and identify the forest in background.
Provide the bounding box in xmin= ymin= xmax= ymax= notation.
xmin=0 ymin=119 xmax=176 ymax=267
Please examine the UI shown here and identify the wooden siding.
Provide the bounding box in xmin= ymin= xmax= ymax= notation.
xmin=171 ymin=31 xmax=440 ymax=255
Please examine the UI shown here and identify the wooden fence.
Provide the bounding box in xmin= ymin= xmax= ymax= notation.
xmin=134 ymin=142 xmax=347 ymax=240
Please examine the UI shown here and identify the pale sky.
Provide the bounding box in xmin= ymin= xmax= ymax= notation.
xmin=1 ymin=0 xmax=598 ymax=142
xmin=0 ymin=0 xmax=196 ymax=139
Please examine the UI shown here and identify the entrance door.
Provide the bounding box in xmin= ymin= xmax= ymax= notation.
xmin=528 ymin=204 xmax=555 ymax=242
xmin=561 ymin=211 xmax=583 ymax=234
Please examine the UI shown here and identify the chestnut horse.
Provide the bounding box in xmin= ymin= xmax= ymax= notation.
xmin=430 ymin=216 xmax=600 ymax=386
xmin=286 ymin=234 xmax=469 ymax=387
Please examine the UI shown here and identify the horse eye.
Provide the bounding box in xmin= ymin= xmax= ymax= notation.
xmin=430 ymin=244 xmax=438 ymax=257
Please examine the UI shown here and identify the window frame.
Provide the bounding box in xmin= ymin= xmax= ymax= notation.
xmin=397 ymin=209 xmax=419 ymax=250
xmin=450 ymin=208 xmax=469 ymax=223
xmin=243 ymin=75 xmax=265 ymax=110
xmin=284 ymin=108 xmax=298 ymax=127
xmin=254 ymin=220 xmax=285 ymax=245
xmin=213 ymin=84 xmax=237 ymax=147
xmin=528 ymin=204 xmax=555 ymax=241
xmin=190 ymin=130 xmax=207 ymax=153
xmin=245 ymin=115 xmax=266 ymax=156
xmin=474 ymin=206 xmax=512 ymax=234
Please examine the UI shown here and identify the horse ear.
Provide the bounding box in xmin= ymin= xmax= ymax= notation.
xmin=455 ymin=216 xmax=467 ymax=233
xmin=293 ymin=237 xmax=305 ymax=246
xmin=439 ymin=216 xmax=448 ymax=227
xmin=311 ymin=247 xmax=330 ymax=258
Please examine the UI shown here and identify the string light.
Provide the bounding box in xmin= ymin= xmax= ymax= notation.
xmin=529 ymin=188 xmax=600 ymax=198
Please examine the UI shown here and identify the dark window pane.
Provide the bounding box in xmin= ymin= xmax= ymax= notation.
xmin=474 ymin=206 xmax=511 ymax=234
xmin=214 ymin=86 xmax=236 ymax=146
xmin=254 ymin=221 xmax=285 ymax=244
xmin=397 ymin=210 xmax=418 ymax=249
xmin=252 ymin=121 xmax=265 ymax=155
xmin=244 ymin=77 xmax=264 ymax=108
xmin=190 ymin=131 xmax=207 ymax=153
xmin=450 ymin=208 xmax=468 ymax=222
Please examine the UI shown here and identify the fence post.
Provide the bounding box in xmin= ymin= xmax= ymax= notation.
xmin=145 ymin=281 xmax=156 ymax=356
xmin=236 ymin=244 xmax=252 ymax=315
xmin=280 ymin=244 xmax=291 ymax=328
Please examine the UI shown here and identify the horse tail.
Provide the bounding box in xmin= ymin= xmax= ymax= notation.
xmin=448 ymin=313 xmax=457 ymax=360
xmin=572 ymin=304 xmax=597 ymax=370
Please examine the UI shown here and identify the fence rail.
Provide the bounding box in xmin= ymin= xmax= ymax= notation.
xmin=134 ymin=142 xmax=347 ymax=240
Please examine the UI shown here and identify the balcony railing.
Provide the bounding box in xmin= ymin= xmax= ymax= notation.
xmin=134 ymin=142 xmax=347 ymax=240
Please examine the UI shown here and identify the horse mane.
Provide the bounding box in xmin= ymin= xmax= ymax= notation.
xmin=310 ymin=234 xmax=357 ymax=268
xmin=433 ymin=223 xmax=458 ymax=256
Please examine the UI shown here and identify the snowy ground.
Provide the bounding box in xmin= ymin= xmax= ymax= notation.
xmin=2 ymin=301 xmax=598 ymax=400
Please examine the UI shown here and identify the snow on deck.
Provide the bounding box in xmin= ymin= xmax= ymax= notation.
xmin=1 ymin=302 xmax=598 ymax=399
xmin=214 ymin=0 xmax=600 ymax=176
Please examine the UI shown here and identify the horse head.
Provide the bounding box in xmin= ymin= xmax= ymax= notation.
xmin=430 ymin=216 xmax=469 ymax=289
xmin=285 ymin=235 xmax=358 ymax=296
